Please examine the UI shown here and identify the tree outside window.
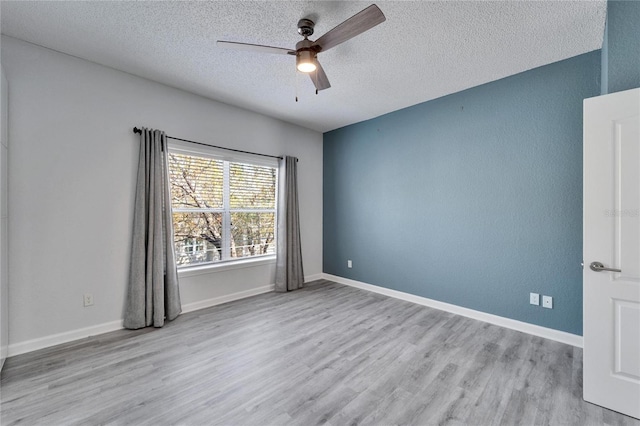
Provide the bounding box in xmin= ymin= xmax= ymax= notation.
xmin=168 ymin=151 xmax=276 ymax=267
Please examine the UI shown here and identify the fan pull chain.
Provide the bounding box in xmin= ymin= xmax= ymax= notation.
xmin=295 ymin=71 xmax=299 ymax=102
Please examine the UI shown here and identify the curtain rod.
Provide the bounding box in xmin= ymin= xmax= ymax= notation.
xmin=133 ymin=127 xmax=287 ymax=161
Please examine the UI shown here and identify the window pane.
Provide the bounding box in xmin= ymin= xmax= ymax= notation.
xmin=169 ymin=153 xmax=223 ymax=209
xmin=173 ymin=212 xmax=223 ymax=266
xmin=230 ymin=163 xmax=276 ymax=209
xmin=230 ymin=212 xmax=276 ymax=259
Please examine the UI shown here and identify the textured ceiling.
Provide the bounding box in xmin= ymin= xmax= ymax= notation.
xmin=1 ymin=1 xmax=606 ymax=132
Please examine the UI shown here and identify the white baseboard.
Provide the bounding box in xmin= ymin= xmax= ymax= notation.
xmin=305 ymin=273 xmax=324 ymax=283
xmin=8 ymin=320 xmax=124 ymax=357
xmin=9 ymin=275 xmax=578 ymax=358
xmin=181 ymin=284 xmax=275 ymax=313
xmin=322 ymin=273 xmax=583 ymax=348
xmin=9 ymin=284 xmax=276 ymax=357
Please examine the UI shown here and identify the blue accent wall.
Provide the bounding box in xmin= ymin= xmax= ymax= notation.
xmin=604 ymin=0 xmax=640 ymax=94
xmin=601 ymin=16 xmax=608 ymax=95
xmin=323 ymin=52 xmax=601 ymax=335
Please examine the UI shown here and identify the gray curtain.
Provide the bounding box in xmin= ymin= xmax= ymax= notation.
xmin=275 ymin=156 xmax=304 ymax=292
xmin=124 ymin=128 xmax=182 ymax=329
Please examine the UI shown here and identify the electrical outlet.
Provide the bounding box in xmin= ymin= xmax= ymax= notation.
xmin=347 ymin=260 xmax=352 ymax=268
xmin=83 ymin=294 xmax=94 ymax=307
xmin=542 ymin=295 xmax=553 ymax=309
xmin=530 ymin=293 xmax=540 ymax=306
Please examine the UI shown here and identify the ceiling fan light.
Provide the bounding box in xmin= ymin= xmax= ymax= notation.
xmin=297 ymin=62 xmax=317 ymax=73
xmin=296 ymin=51 xmax=317 ymax=73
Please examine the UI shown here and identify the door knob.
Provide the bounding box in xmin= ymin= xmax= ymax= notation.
xmin=589 ymin=261 xmax=621 ymax=273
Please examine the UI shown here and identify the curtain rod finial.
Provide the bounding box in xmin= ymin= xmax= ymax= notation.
xmin=133 ymin=127 xmax=142 ymax=134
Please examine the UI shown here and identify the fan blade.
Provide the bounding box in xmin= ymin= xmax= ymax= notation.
xmin=217 ymin=41 xmax=295 ymax=55
xmin=310 ymin=61 xmax=331 ymax=91
xmin=312 ymin=4 xmax=385 ymax=53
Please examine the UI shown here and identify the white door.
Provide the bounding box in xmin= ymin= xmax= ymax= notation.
xmin=583 ymin=88 xmax=640 ymax=419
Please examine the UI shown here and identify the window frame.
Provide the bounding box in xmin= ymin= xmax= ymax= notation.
xmin=168 ymin=140 xmax=278 ymax=272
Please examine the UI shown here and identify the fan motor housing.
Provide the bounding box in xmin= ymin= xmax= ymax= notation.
xmin=295 ymin=38 xmax=313 ymax=51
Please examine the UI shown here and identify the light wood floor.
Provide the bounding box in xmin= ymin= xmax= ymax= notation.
xmin=1 ymin=280 xmax=638 ymax=426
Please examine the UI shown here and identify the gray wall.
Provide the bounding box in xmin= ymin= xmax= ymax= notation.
xmin=2 ymin=36 xmax=323 ymax=351
xmin=323 ymin=51 xmax=601 ymax=335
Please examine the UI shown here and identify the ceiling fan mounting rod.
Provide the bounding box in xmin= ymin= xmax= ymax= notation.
xmin=297 ymin=18 xmax=315 ymax=37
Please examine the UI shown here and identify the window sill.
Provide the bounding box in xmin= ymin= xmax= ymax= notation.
xmin=177 ymin=256 xmax=276 ymax=278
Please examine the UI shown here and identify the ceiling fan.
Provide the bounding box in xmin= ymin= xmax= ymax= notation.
xmin=217 ymin=4 xmax=386 ymax=92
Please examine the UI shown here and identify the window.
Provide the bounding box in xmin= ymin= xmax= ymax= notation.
xmin=168 ymin=148 xmax=277 ymax=268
